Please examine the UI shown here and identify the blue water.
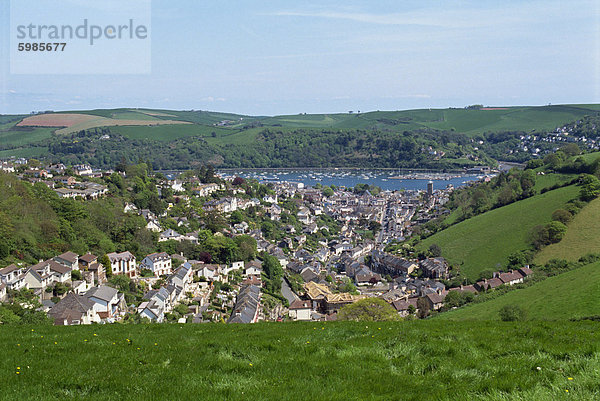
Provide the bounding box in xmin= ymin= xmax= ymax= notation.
xmin=218 ymin=169 xmax=482 ymax=191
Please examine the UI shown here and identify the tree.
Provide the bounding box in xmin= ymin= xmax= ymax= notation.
xmin=551 ymin=209 xmax=572 ymax=225
xmin=428 ymin=243 xmax=442 ymax=257
xmin=337 ymin=298 xmax=399 ymax=321
xmin=100 ymin=254 xmax=112 ymax=278
xmin=232 ymin=176 xmax=245 ymax=186
xmin=530 ymin=225 xmax=550 ymax=250
xmin=507 ymin=250 xmax=531 ymax=268
xmin=546 ymin=221 xmax=567 ymax=244
xmin=560 ymin=143 xmax=580 ymax=157
xmin=499 ymin=304 xmax=527 ymax=321
xmin=261 ymin=253 xmax=283 ymax=294
xmin=416 ymin=297 xmax=430 ymax=318
xmin=322 ymin=187 xmax=334 ymax=197
xmin=580 ymin=174 xmax=600 ymax=201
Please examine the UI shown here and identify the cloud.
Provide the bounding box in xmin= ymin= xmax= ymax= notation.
xmin=267 ymin=1 xmax=596 ymax=30
xmin=202 ymin=96 xmax=226 ymax=102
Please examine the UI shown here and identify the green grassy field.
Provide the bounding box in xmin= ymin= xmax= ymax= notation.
xmin=535 ymin=197 xmax=600 ymax=264
xmin=111 ymin=124 xmax=233 ymax=141
xmin=0 ymin=146 xmax=48 ymax=158
xmin=1 ymin=320 xmax=599 ymax=400
xmin=532 ymin=173 xmax=576 ymax=193
xmin=0 ymin=127 xmax=55 ymax=146
xmin=419 ymin=185 xmax=580 ymax=280
xmin=440 ymin=261 xmax=600 ymax=321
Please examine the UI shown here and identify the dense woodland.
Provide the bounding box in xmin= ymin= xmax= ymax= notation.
xmin=14 ymin=127 xmax=495 ymax=170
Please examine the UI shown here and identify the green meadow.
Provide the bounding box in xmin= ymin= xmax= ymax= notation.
xmin=1 ymin=320 xmax=599 ymax=400
xmin=440 ymin=261 xmax=600 ymax=321
xmin=535 ymin=197 xmax=600 ymax=264
xmin=419 ymin=185 xmax=580 ymax=280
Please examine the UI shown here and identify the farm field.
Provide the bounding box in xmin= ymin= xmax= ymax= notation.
xmin=1 ymin=320 xmax=599 ymax=400
xmin=17 ymin=112 xmax=192 ymax=135
xmin=440 ymin=261 xmax=600 ymax=321
xmin=419 ymin=184 xmax=580 ymax=281
xmin=535 ymin=197 xmax=600 ymax=264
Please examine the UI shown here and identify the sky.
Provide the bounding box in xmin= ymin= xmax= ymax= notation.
xmin=1 ymin=0 xmax=599 ymax=115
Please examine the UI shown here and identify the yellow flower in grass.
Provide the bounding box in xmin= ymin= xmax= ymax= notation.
xmin=568 ymin=377 xmax=573 ymax=381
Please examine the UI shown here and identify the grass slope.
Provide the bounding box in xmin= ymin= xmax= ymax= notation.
xmin=1 ymin=321 xmax=599 ymax=400
xmin=535 ymin=197 xmax=600 ymax=264
xmin=440 ymin=261 xmax=600 ymax=321
xmin=419 ymin=185 xmax=580 ymax=280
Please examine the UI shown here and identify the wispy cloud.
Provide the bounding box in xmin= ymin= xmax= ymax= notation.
xmin=267 ymin=1 xmax=597 ymax=29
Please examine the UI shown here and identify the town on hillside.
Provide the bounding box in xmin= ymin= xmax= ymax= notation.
xmin=0 ymin=159 xmax=533 ymax=325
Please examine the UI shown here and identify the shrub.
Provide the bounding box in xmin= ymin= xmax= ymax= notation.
xmin=551 ymin=209 xmax=572 ymax=224
xmin=499 ymin=304 xmax=527 ymax=321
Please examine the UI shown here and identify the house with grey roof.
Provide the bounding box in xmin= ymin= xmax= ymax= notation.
xmin=48 ymin=292 xmax=101 ymax=325
xmin=0 ymin=264 xmax=27 ymax=291
xmin=85 ymin=285 xmax=124 ymax=319
xmin=54 ymin=252 xmax=79 ymax=271
xmin=228 ymin=284 xmax=261 ymax=324
xmin=140 ymin=252 xmax=172 ymax=277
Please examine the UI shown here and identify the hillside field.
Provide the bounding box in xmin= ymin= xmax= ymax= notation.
xmin=419 ymin=185 xmax=580 ymax=280
xmin=1 ymin=320 xmax=599 ymax=400
xmin=2 ymin=103 xmax=599 ymax=146
xmin=535 ymin=197 xmax=600 ymax=264
xmin=439 ymin=261 xmax=600 ymax=321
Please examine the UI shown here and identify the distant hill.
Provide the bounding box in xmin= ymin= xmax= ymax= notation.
xmin=418 ymin=184 xmax=580 ymax=281
xmin=1 ymin=104 xmax=599 ymax=168
xmin=439 ymin=260 xmax=600 ymax=321
xmin=9 ymin=103 xmax=600 ymax=137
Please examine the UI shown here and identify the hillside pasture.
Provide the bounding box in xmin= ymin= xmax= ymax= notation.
xmin=440 ymin=261 xmax=600 ymax=321
xmin=419 ymin=185 xmax=580 ymax=280
xmin=535 ymin=197 xmax=600 ymax=264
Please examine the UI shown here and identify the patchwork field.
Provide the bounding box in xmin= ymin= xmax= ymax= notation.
xmin=419 ymin=185 xmax=580 ymax=280
xmin=17 ymin=112 xmax=192 ymax=135
xmin=440 ymin=261 xmax=600 ymax=321
xmin=1 ymin=320 xmax=599 ymax=400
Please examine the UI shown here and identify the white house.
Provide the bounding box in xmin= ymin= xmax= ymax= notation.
xmin=288 ymin=299 xmax=312 ymax=321
xmin=140 ymin=252 xmax=172 ymax=277
xmin=54 ymin=252 xmax=79 ymax=271
xmin=159 ymin=229 xmax=184 ymax=242
xmin=244 ymin=260 xmax=263 ymax=277
xmin=85 ymin=285 xmax=123 ymax=318
xmin=0 ymin=264 xmax=28 ymax=291
xmin=107 ymin=251 xmax=137 ymax=278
